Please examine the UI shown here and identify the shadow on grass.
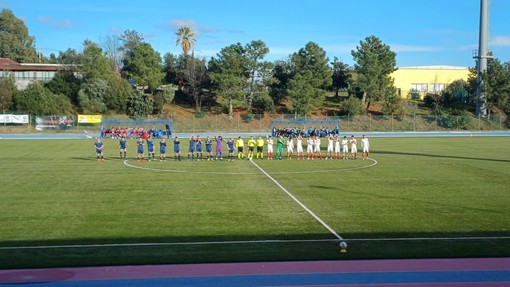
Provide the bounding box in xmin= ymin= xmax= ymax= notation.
xmin=0 ymin=231 xmax=509 ymax=269
xmin=375 ymin=150 xmax=510 ymax=163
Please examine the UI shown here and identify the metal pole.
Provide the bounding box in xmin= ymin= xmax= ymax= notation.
xmin=476 ymin=0 xmax=489 ymax=116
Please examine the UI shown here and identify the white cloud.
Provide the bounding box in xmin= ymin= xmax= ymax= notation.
xmin=389 ymin=44 xmax=443 ymax=53
xmin=490 ymin=36 xmax=510 ymax=47
xmin=168 ymin=19 xmax=217 ymax=36
xmin=36 ymin=16 xmax=75 ymax=29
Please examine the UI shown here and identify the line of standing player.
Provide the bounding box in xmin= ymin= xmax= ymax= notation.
xmin=96 ymin=134 xmax=370 ymax=162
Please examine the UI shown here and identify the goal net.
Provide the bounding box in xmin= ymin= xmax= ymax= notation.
xmin=99 ymin=119 xmax=173 ymax=139
xmin=271 ymin=119 xmax=340 ymax=138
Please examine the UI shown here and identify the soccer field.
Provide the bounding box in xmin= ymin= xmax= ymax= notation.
xmin=0 ymin=136 xmax=509 ymax=269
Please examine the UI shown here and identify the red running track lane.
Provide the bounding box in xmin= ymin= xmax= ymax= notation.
xmin=0 ymin=257 xmax=509 ymax=285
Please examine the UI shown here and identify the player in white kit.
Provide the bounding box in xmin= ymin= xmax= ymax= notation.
xmin=266 ymin=136 xmax=274 ymax=160
xmin=350 ymin=135 xmax=358 ymax=160
xmin=286 ymin=137 xmax=294 ymax=160
xmin=306 ymin=136 xmax=314 ymax=160
xmin=296 ymin=134 xmax=304 ymax=160
xmin=341 ymin=136 xmax=349 ymax=160
xmin=334 ymin=135 xmax=341 ymax=160
xmin=313 ymin=135 xmax=322 ymax=160
xmin=361 ymin=135 xmax=370 ymax=160
xmin=326 ymin=134 xmax=334 ymax=160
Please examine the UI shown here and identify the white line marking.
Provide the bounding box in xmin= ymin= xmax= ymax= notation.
xmin=249 ymin=159 xmax=344 ymax=241
xmin=1 ymin=236 xmax=507 ymax=250
xmin=122 ymin=158 xmax=377 ymax=175
xmin=0 ymin=239 xmax=335 ymax=250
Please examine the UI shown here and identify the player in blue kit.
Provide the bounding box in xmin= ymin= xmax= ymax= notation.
xmin=159 ymin=138 xmax=167 ymax=161
xmin=195 ymin=135 xmax=203 ymax=161
xmin=205 ymin=136 xmax=213 ymax=161
xmin=146 ymin=136 xmax=155 ymax=161
xmin=137 ymin=138 xmax=144 ymax=162
xmin=94 ymin=138 xmax=104 ymax=161
xmin=227 ymin=138 xmax=235 ymax=161
xmin=173 ymin=136 xmax=181 ymax=161
xmin=119 ymin=136 xmax=127 ymax=159
xmin=188 ymin=135 xmax=196 ymax=161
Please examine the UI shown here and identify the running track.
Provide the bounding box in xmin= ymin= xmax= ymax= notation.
xmin=1 ymin=258 xmax=509 ymax=286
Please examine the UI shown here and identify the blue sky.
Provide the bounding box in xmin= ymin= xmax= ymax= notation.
xmin=2 ymin=0 xmax=509 ymax=67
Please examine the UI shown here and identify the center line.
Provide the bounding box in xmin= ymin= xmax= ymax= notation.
xmin=249 ymin=160 xmax=343 ymax=241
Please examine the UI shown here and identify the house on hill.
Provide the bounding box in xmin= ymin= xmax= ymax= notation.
xmin=0 ymin=58 xmax=74 ymax=90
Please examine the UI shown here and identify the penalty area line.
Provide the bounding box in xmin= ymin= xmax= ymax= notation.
xmin=249 ymin=159 xmax=344 ymax=241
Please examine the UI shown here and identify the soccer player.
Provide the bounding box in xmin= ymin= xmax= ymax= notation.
xmin=188 ymin=135 xmax=196 ymax=161
xmin=334 ymin=135 xmax=341 ymax=160
xmin=159 ymin=138 xmax=167 ymax=161
xmin=276 ymin=135 xmax=285 ymax=160
xmin=119 ymin=136 xmax=127 ymax=159
xmin=235 ymin=136 xmax=245 ymax=159
xmin=256 ymin=136 xmax=264 ymax=159
xmin=173 ymin=136 xmax=181 ymax=161
xmin=215 ymin=136 xmax=223 ymax=160
xmin=227 ymin=137 xmax=235 ymax=161
xmin=266 ymin=136 xmax=274 ymax=160
xmin=361 ymin=135 xmax=370 ymax=160
xmin=94 ymin=138 xmax=104 ymax=161
xmin=350 ymin=135 xmax=358 ymax=160
xmin=341 ymin=136 xmax=349 ymax=160
xmin=313 ymin=135 xmax=322 ymax=160
xmin=326 ymin=134 xmax=334 ymax=160
xmin=205 ymin=136 xmax=213 ymax=161
xmin=286 ymin=136 xmax=294 ymax=160
xmin=306 ymin=136 xmax=314 ymax=160
xmin=196 ymin=135 xmax=203 ymax=160
xmin=247 ymin=136 xmax=256 ymax=160
xmin=146 ymin=136 xmax=155 ymax=161
xmin=137 ymin=138 xmax=144 ymax=162
xmin=296 ymin=134 xmax=304 ymax=160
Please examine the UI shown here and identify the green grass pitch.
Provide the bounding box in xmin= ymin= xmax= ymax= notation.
xmin=0 ymin=136 xmax=509 ymax=269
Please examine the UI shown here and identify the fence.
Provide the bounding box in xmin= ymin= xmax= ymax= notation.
xmin=0 ymin=112 xmax=508 ymax=134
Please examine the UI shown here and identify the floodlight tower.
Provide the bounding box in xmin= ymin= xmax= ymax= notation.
xmin=475 ymin=0 xmax=489 ymax=116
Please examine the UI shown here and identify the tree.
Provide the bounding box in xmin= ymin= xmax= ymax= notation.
xmin=351 ymin=35 xmax=397 ymax=110
xmin=45 ymin=70 xmax=81 ymax=105
xmin=0 ymin=9 xmax=38 ymax=62
xmin=13 ymin=81 xmax=70 ymax=115
xmin=77 ymin=79 xmax=108 ymax=113
xmin=162 ymin=52 xmax=179 ymax=84
xmin=80 ymin=40 xmax=113 ymax=83
xmin=0 ymin=77 xmax=16 ymax=111
xmin=182 ymin=57 xmax=209 ymax=113
xmin=330 ymin=57 xmax=351 ymax=97
xmin=244 ymin=40 xmax=272 ymax=110
xmin=175 ymin=26 xmax=196 ymax=56
xmin=122 ymin=42 xmax=164 ymax=93
xmin=126 ymin=90 xmax=153 ymax=117
xmin=101 ymin=33 xmax=123 ymax=73
xmin=209 ymin=43 xmax=247 ymax=118
xmin=287 ymin=42 xmax=332 ymax=115
xmin=269 ymin=59 xmax=293 ymax=105
xmin=104 ymin=76 xmax=133 ymax=112
xmin=483 ymin=58 xmax=510 ymax=117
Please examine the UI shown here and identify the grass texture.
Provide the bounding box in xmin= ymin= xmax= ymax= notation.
xmin=0 ymin=136 xmax=508 ymax=268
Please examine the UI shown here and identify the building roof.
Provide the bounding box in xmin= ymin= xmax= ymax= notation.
xmin=397 ymin=65 xmax=469 ymax=70
xmin=0 ymin=58 xmax=69 ymax=71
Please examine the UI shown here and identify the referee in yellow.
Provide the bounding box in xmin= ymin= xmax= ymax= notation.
xmin=247 ymin=136 xmax=257 ymax=160
xmin=256 ymin=136 xmax=265 ymax=159
xmin=235 ymin=136 xmax=245 ymax=159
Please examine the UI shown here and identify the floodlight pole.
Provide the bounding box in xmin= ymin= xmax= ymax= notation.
xmin=475 ymin=0 xmax=489 ymax=117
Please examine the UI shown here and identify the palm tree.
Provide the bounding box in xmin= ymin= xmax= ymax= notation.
xmin=175 ymin=26 xmax=196 ymax=56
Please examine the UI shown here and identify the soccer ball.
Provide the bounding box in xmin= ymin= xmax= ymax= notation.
xmin=339 ymin=241 xmax=347 ymax=249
